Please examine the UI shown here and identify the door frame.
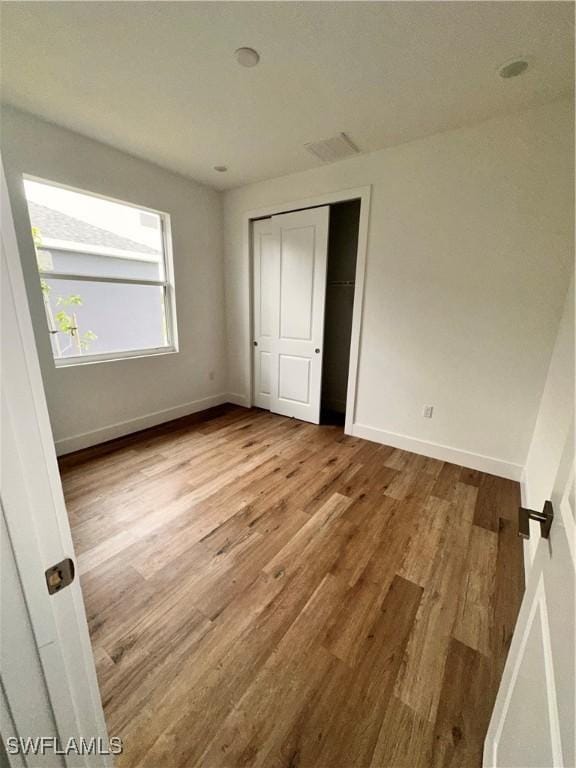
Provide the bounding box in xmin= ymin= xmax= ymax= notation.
xmin=1 ymin=159 xmax=110 ymax=765
xmin=243 ymin=185 xmax=372 ymax=434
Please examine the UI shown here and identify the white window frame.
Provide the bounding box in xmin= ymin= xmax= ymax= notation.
xmin=23 ymin=174 xmax=179 ymax=368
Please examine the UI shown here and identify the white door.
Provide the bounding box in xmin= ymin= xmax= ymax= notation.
xmin=252 ymin=206 xmax=330 ymax=424
xmin=484 ymin=427 xmax=575 ymax=767
xmin=1 ymin=159 xmax=110 ymax=766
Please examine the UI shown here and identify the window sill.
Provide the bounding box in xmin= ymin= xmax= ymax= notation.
xmin=53 ymin=346 xmax=178 ymax=368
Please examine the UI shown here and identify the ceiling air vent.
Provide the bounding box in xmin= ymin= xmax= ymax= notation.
xmin=304 ymin=133 xmax=360 ymax=164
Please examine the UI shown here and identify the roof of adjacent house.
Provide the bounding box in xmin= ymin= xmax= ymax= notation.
xmin=28 ymin=200 xmax=160 ymax=255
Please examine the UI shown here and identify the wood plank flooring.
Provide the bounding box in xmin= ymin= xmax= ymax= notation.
xmin=60 ymin=406 xmax=525 ymax=768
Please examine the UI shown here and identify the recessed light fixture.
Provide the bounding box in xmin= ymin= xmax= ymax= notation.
xmin=498 ymin=58 xmax=529 ymax=79
xmin=213 ymin=165 xmax=228 ymax=173
xmin=235 ymin=47 xmax=260 ymax=68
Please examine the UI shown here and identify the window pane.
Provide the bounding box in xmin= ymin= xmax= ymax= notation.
xmin=37 ymin=248 xmax=165 ymax=281
xmin=42 ymin=279 xmax=169 ymax=359
xmin=24 ymin=179 xmax=165 ymax=281
xmin=23 ymin=177 xmax=177 ymax=364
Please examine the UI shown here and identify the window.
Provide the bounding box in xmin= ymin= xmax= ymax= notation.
xmin=23 ymin=177 xmax=178 ymax=366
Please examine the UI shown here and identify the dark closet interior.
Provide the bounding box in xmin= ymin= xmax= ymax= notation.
xmin=321 ymin=199 xmax=361 ymax=424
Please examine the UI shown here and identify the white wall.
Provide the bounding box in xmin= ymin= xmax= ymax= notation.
xmin=2 ymin=106 xmax=228 ymax=453
xmin=224 ymin=99 xmax=574 ymax=480
xmin=522 ymin=276 xmax=574 ymax=563
xmin=4 ymin=101 xmax=573 ymax=473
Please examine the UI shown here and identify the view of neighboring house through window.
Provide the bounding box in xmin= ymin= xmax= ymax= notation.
xmin=23 ymin=177 xmax=177 ymax=364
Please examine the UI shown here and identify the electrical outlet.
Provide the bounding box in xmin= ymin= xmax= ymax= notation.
xmin=423 ymin=405 xmax=434 ymax=419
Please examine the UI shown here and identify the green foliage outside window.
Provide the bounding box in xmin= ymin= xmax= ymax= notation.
xmin=32 ymin=226 xmax=98 ymax=355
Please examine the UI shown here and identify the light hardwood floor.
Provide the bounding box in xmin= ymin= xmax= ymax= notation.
xmin=60 ymin=406 xmax=524 ymax=768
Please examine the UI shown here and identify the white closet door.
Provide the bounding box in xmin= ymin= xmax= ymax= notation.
xmin=252 ymin=206 xmax=329 ymax=424
xmin=253 ymin=217 xmax=279 ymax=411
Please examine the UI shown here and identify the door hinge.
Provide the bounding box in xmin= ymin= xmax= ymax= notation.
xmin=518 ymin=500 xmax=554 ymax=540
xmin=45 ymin=557 xmax=75 ymax=595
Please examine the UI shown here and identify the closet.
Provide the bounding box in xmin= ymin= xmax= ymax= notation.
xmin=251 ymin=199 xmax=361 ymax=426
xmin=321 ymin=199 xmax=360 ymax=424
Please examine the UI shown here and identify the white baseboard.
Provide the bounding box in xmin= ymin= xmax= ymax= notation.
xmin=351 ymin=422 xmax=524 ymax=481
xmin=55 ymin=393 xmax=230 ymax=455
xmin=55 ymin=403 xmax=523 ymax=483
xmin=227 ymin=392 xmax=251 ymax=407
